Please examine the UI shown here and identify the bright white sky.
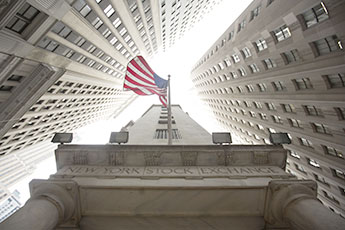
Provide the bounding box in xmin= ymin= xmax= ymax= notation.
xmin=10 ymin=0 xmax=252 ymax=204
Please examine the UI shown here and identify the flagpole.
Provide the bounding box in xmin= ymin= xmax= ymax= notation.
xmin=167 ymin=75 xmax=172 ymax=145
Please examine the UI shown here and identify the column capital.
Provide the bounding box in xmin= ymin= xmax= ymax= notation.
xmin=29 ymin=179 xmax=81 ymax=228
xmin=264 ymin=180 xmax=317 ymax=225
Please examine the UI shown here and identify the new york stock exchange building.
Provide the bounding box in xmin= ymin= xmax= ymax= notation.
xmin=1 ymin=105 xmax=344 ymax=230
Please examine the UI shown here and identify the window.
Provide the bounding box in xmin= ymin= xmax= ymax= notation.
xmin=7 ymin=75 xmax=23 ymax=82
xmin=335 ymin=107 xmax=345 ymax=120
xmin=313 ymin=173 xmax=329 ymax=186
xmin=238 ymin=67 xmax=246 ymax=76
xmin=293 ymin=78 xmax=313 ymax=90
xmin=282 ymin=49 xmax=300 ymax=64
xmin=273 ymin=25 xmax=291 ymax=42
xmin=228 ymin=30 xmax=234 ymax=40
xmin=224 ymin=58 xmax=231 ymax=67
xmin=253 ymin=101 xmax=262 ymax=109
xmin=246 ymin=85 xmax=255 ymax=93
xmin=255 ymin=83 xmax=266 ymax=92
xmin=249 ymin=63 xmax=260 ymax=73
xmin=322 ymin=145 xmax=343 ymax=159
xmin=6 ymin=3 xmax=40 ymax=34
xmin=267 ymin=0 xmax=274 ymax=6
xmin=322 ymin=190 xmax=340 ymax=204
xmin=154 ymin=129 xmax=181 ymax=139
xmin=313 ymin=35 xmax=343 ymax=56
xmin=323 ymin=73 xmax=345 ymax=88
xmin=232 ymin=54 xmax=240 ymax=63
xmin=331 ymin=168 xmax=345 ymax=180
xmin=295 ymin=163 xmax=307 ymax=174
xmin=289 ymin=151 xmax=301 ymax=159
xmin=303 ymin=105 xmax=323 ymax=116
xmin=272 ymin=115 xmax=283 ymax=124
xmin=307 ymin=158 xmax=321 ymax=168
xmin=237 ymin=86 xmax=244 ymax=93
xmin=250 ymin=5 xmax=261 ymax=21
xmin=0 ymin=85 xmax=14 ymax=91
xmin=311 ymin=122 xmax=332 ymax=134
xmin=302 ymin=2 xmax=329 ymax=28
xmin=272 ymin=81 xmax=286 ymax=91
xmin=241 ymin=47 xmax=252 ymax=58
xmin=259 ymin=113 xmax=267 ymax=120
xmin=266 ymin=102 xmax=276 ymax=111
xmin=257 ymin=124 xmax=264 ymax=131
xmin=288 ymin=118 xmax=302 ymax=128
xmin=238 ymin=19 xmax=246 ymax=32
xmin=255 ymin=39 xmax=268 ymax=51
xmin=299 ymin=137 xmax=313 ymax=148
xmin=263 ymin=58 xmax=276 ymax=69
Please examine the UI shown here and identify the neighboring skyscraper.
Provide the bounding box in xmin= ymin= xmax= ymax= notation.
xmin=0 ymin=0 xmax=224 ymax=204
xmin=0 ymin=188 xmax=21 ymax=223
xmin=125 ymin=104 xmax=212 ymax=144
xmin=191 ymin=0 xmax=345 ymax=216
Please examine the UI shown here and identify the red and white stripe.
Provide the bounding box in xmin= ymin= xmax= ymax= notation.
xmin=123 ymin=56 xmax=167 ymax=106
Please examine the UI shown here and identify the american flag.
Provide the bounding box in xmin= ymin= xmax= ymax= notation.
xmin=123 ymin=56 xmax=168 ymax=106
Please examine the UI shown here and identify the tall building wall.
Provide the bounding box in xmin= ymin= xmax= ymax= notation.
xmin=126 ymin=105 xmax=212 ymax=145
xmin=0 ymin=0 xmax=224 ymax=201
xmin=190 ymin=0 xmax=345 ymax=217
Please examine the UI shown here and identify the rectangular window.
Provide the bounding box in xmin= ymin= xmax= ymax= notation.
xmin=241 ymin=47 xmax=252 ymax=58
xmin=228 ymin=30 xmax=234 ymax=40
xmin=253 ymin=101 xmax=262 ymax=109
xmin=250 ymin=5 xmax=261 ymax=21
xmin=238 ymin=67 xmax=246 ymax=76
xmin=303 ymin=105 xmax=323 ymax=116
xmin=238 ymin=19 xmax=246 ymax=32
xmin=322 ymin=190 xmax=340 ymax=204
xmin=313 ymin=173 xmax=329 ymax=186
xmin=295 ymin=163 xmax=307 ymax=174
xmin=313 ymin=35 xmax=343 ymax=56
xmin=288 ymin=118 xmax=302 ymax=128
xmin=307 ymin=158 xmax=321 ymax=168
xmin=289 ymin=151 xmax=301 ymax=159
xmin=273 ymin=24 xmax=291 ymax=42
xmin=257 ymin=83 xmax=267 ymax=92
xmin=259 ymin=113 xmax=267 ymax=120
xmin=299 ymin=137 xmax=313 ymax=148
xmin=323 ymin=73 xmax=345 ymax=88
xmin=246 ymin=85 xmax=255 ymax=93
xmin=266 ymin=102 xmax=276 ymax=111
xmin=255 ymin=39 xmax=268 ymax=51
xmin=249 ymin=63 xmax=260 ymax=73
xmin=272 ymin=81 xmax=286 ymax=91
xmin=154 ymin=129 xmax=181 ymax=139
xmin=272 ymin=115 xmax=283 ymax=124
xmin=282 ymin=49 xmax=300 ymax=64
xmin=6 ymin=3 xmax=40 ymax=34
xmin=312 ymin=123 xmax=332 ymax=134
xmin=322 ymin=145 xmax=343 ymax=159
xmin=232 ymin=54 xmax=240 ymax=63
xmin=263 ymin=58 xmax=276 ymax=69
xmin=293 ymin=78 xmax=313 ymax=90
xmin=302 ymin=2 xmax=329 ymax=28
xmin=331 ymin=168 xmax=345 ymax=180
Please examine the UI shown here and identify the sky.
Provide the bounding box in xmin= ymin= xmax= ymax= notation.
xmin=10 ymin=0 xmax=253 ymax=204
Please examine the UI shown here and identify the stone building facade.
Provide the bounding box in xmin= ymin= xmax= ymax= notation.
xmin=190 ymin=0 xmax=345 ymax=216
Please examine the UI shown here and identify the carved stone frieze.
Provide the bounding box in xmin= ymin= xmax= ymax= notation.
xmin=253 ymin=152 xmax=269 ymax=165
xmin=109 ymin=151 xmax=124 ymax=166
xmin=217 ymin=151 xmax=234 ymax=166
xmin=73 ymin=152 xmax=88 ymax=165
xmin=180 ymin=152 xmax=198 ymax=166
xmin=144 ymin=152 xmax=162 ymax=166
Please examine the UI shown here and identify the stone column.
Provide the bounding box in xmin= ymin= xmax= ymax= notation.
xmin=265 ymin=180 xmax=345 ymax=230
xmin=0 ymin=181 xmax=76 ymax=230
